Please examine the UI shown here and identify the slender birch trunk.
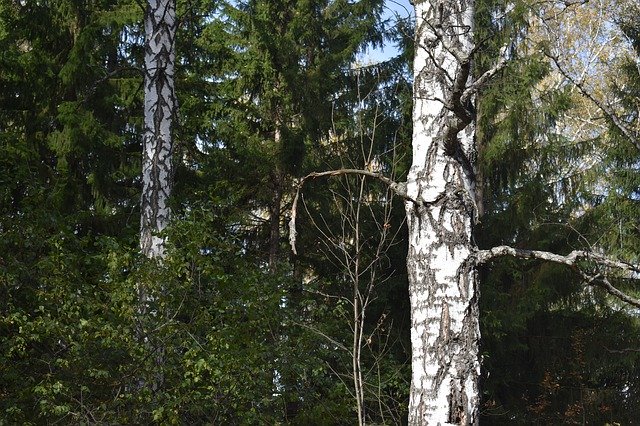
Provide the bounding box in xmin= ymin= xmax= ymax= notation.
xmin=141 ymin=0 xmax=176 ymax=259
xmin=138 ymin=0 xmax=176 ymax=391
xmin=406 ymin=0 xmax=480 ymax=423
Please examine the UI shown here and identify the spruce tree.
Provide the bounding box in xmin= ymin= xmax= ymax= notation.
xmin=0 ymin=0 xmax=146 ymax=421
xmin=475 ymin=0 xmax=640 ymax=422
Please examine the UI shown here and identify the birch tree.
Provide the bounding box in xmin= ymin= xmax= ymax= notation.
xmin=405 ymin=0 xmax=482 ymax=421
xmin=404 ymin=2 xmax=639 ymax=420
xmin=137 ymin=0 xmax=176 ymax=392
xmin=291 ymin=0 xmax=640 ymax=423
xmin=141 ymin=0 xmax=176 ymax=259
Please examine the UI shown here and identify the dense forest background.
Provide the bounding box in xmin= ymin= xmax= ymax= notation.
xmin=1 ymin=0 xmax=639 ymax=423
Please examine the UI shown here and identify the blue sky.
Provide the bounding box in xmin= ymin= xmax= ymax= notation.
xmin=359 ymin=0 xmax=414 ymax=63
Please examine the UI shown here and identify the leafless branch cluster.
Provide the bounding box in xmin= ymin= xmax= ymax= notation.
xmin=289 ymin=169 xmax=410 ymax=255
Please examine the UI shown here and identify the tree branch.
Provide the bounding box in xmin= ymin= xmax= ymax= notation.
xmin=461 ymin=46 xmax=508 ymax=104
xmin=545 ymin=51 xmax=640 ymax=152
xmin=596 ymin=276 xmax=640 ymax=309
xmin=603 ymin=346 xmax=640 ymax=354
xmin=475 ymin=245 xmax=640 ymax=308
xmin=288 ymin=169 xmax=413 ymax=255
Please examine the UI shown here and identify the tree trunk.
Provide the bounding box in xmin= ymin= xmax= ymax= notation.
xmin=268 ymin=178 xmax=282 ymax=272
xmin=141 ymin=0 xmax=176 ymax=259
xmin=406 ymin=0 xmax=480 ymax=423
xmin=138 ymin=0 xmax=176 ymax=392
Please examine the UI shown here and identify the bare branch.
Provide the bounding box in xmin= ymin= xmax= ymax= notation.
xmin=545 ymin=51 xmax=640 ymax=152
xmin=475 ymin=245 xmax=640 ymax=308
xmin=461 ymin=46 xmax=509 ymax=104
xmin=294 ymin=321 xmax=351 ymax=353
xmin=596 ymin=276 xmax=640 ymax=308
xmin=603 ymin=346 xmax=640 ymax=354
xmin=288 ymin=169 xmax=413 ymax=254
xmin=476 ymin=245 xmax=639 ymax=275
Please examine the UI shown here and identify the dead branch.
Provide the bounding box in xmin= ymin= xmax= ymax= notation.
xmin=475 ymin=245 xmax=640 ymax=308
xmin=603 ymin=346 xmax=640 ymax=354
xmin=596 ymin=276 xmax=640 ymax=308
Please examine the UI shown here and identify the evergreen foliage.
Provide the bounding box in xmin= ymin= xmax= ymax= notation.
xmin=474 ymin=0 xmax=640 ymax=422
xmin=0 ymin=0 xmax=638 ymax=423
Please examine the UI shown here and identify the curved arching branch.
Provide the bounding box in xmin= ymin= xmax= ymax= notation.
xmin=288 ymin=169 xmax=414 ymax=255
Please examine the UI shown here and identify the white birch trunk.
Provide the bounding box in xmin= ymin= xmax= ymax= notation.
xmin=136 ymin=0 xmax=176 ymax=392
xmin=406 ymin=0 xmax=480 ymax=423
xmin=141 ymin=0 xmax=176 ymax=259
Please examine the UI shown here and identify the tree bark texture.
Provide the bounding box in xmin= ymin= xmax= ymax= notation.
xmin=268 ymin=176 xmax=283 ymax=272
xmin=141 ymin=0 xmax=176 ymax=259
xmin=406 ymin=0 xmax=480 ymax=423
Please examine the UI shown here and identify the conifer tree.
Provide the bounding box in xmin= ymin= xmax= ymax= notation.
xmin=477 ymin=2 xmax=640 ymax=421
xmin=206 ymin=0 xmax=383 ymax=267
xmin=3 ymin=0 xmax=639 ymax=422
xmin=0 ymin=0 xmax=146 ymax=421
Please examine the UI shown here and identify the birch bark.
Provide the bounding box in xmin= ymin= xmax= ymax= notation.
xmin=141 ymin=0 xmax=176 ymax=259
xmin=407 ymin=0 xmax=480 ymax=423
